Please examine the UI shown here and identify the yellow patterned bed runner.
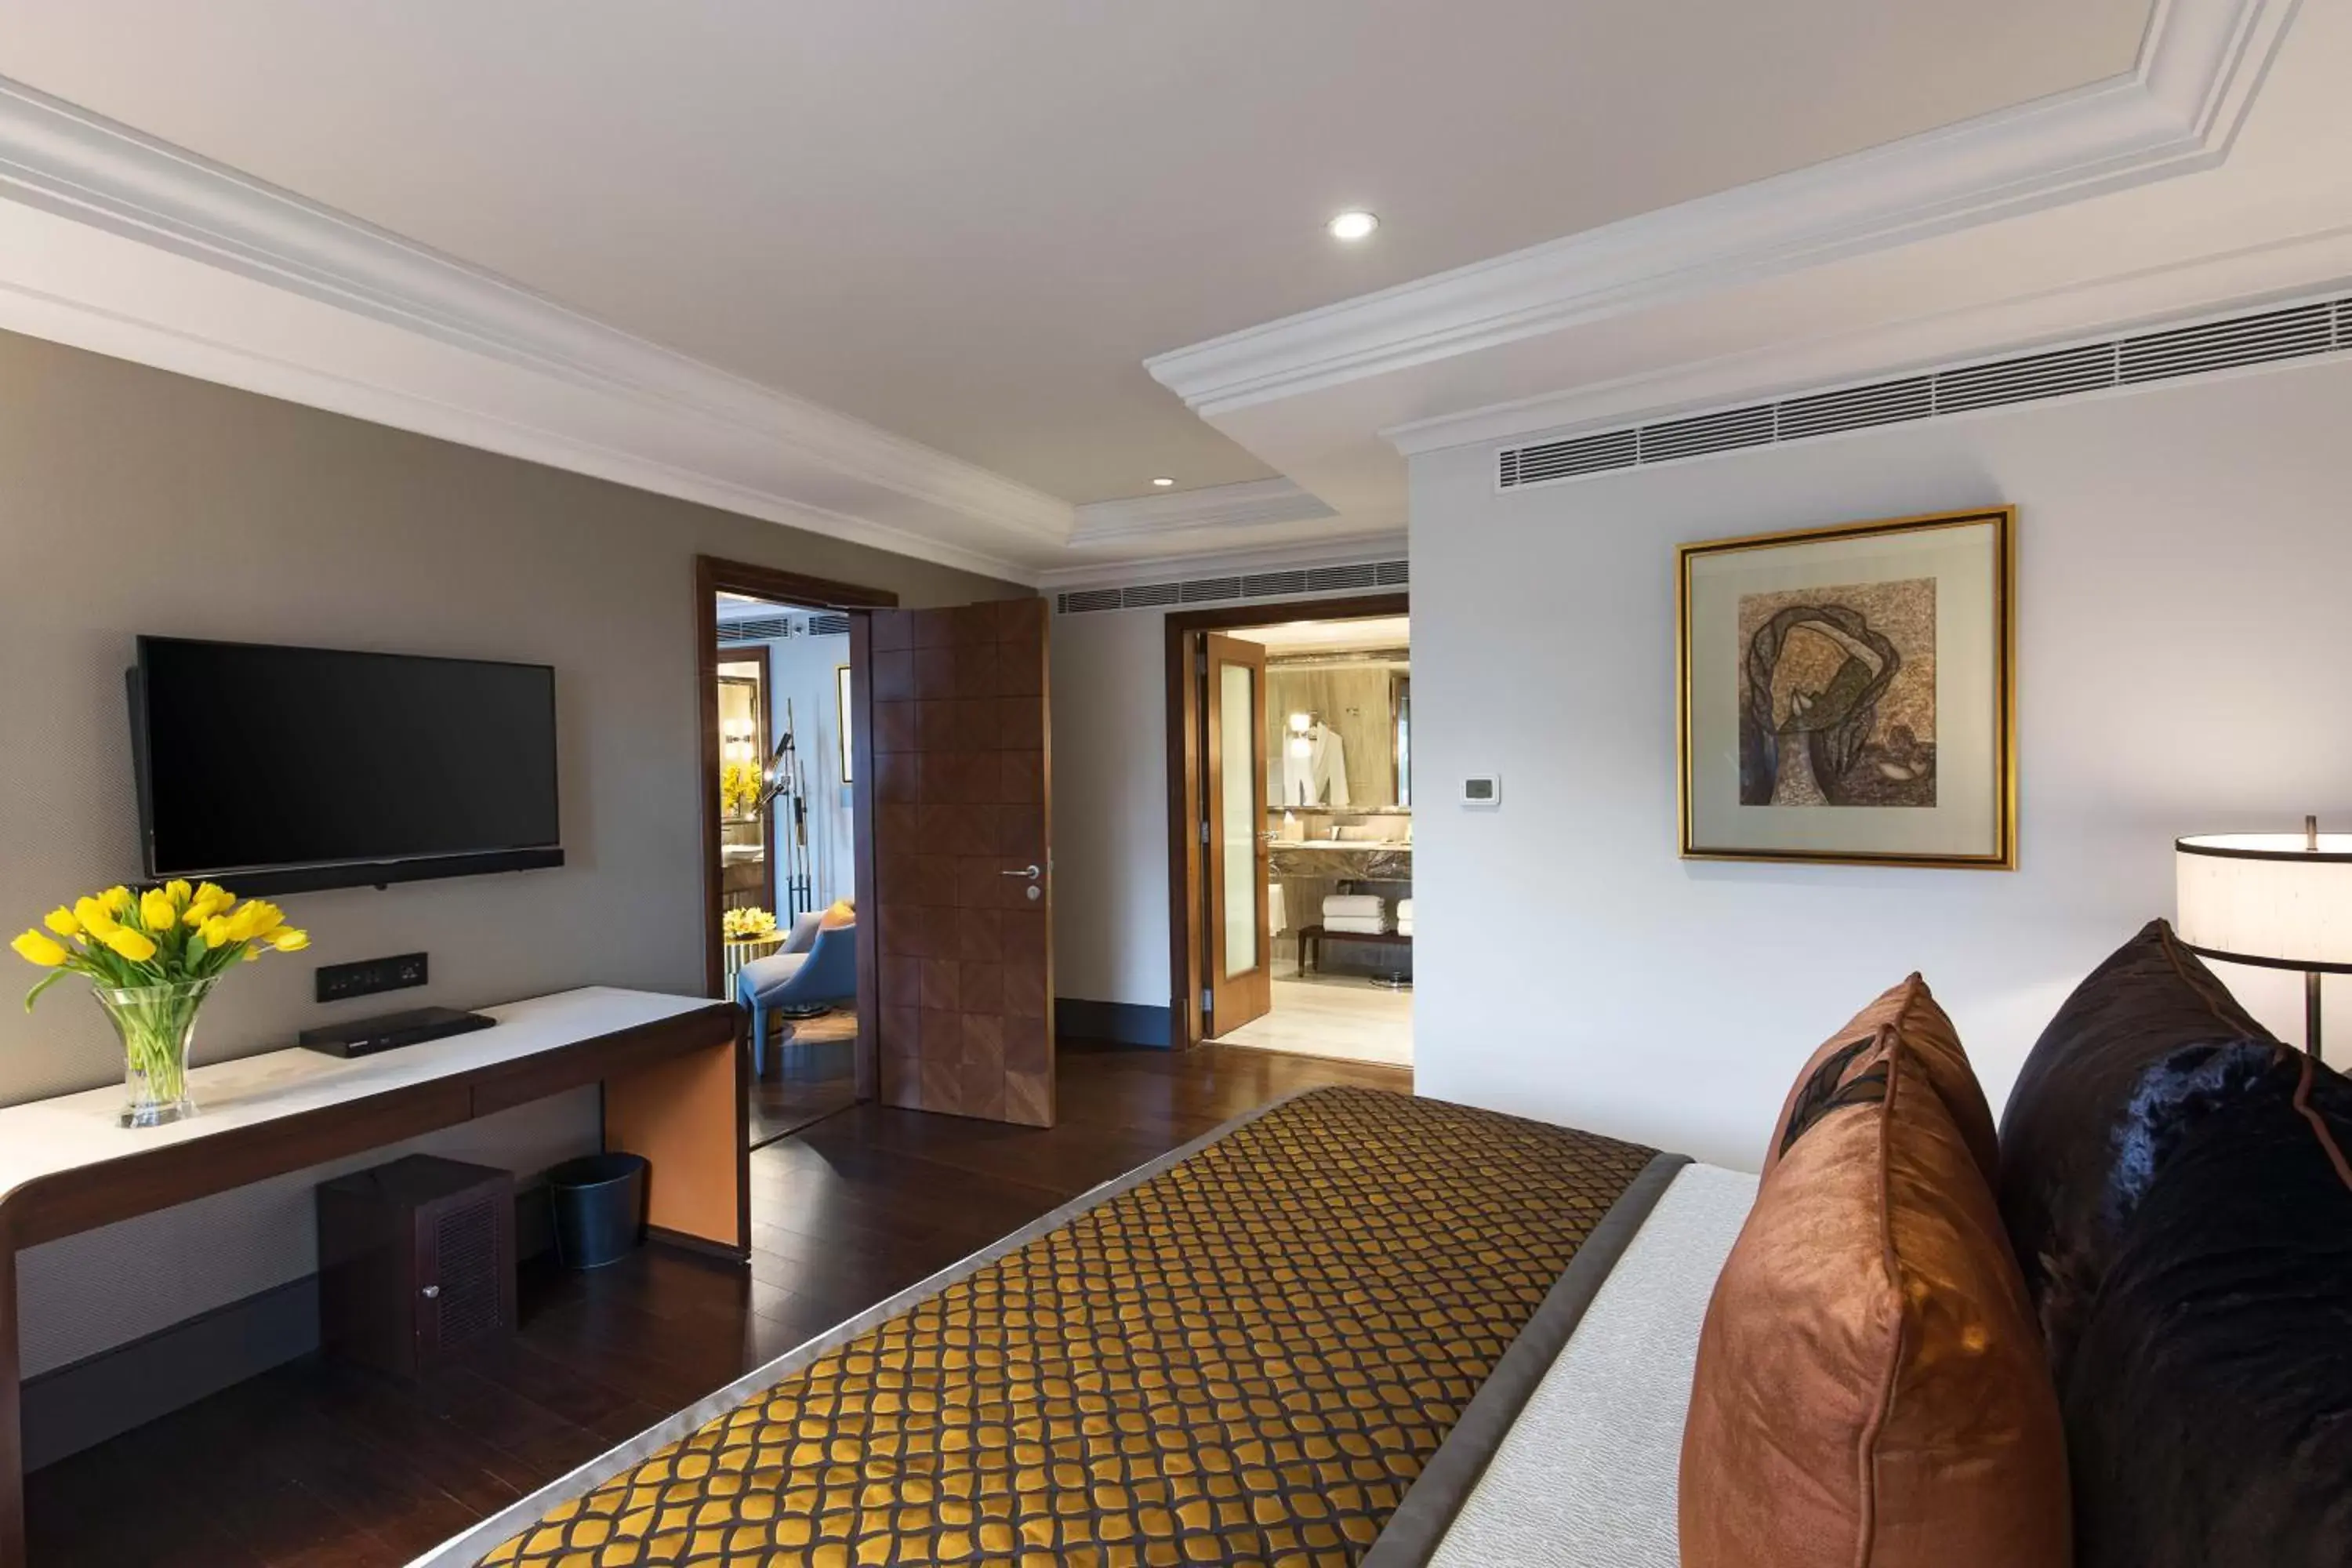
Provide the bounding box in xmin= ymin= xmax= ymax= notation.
xmin=480 ymin=1087 xmax=1654 ymax=1566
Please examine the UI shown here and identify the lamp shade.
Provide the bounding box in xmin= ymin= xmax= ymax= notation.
xmin=2176 ymin=833 xmax=2352 ymax=974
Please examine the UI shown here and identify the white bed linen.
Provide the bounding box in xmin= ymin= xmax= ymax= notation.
xmin=1428 ymin=1163 xmax=1757 ymax=1568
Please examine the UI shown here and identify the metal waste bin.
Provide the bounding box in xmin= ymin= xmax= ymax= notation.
xmin=546 ymin=1152 xmax=648 ymax=1269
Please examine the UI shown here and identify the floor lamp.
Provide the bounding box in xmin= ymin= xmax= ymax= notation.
xmin=2176 ymin=816 xmax=2352 ymax=1058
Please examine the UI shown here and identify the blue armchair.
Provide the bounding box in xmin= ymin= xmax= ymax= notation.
xmin=737 ymin=911 xmax=857 ymax=1075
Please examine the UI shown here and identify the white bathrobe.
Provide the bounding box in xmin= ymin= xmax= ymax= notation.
xmin=1281 ymin=725 xmax=1351 ymax=808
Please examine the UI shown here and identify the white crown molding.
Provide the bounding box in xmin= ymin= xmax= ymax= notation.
xmin=1146 ymin=0 xmax=2298 ymax=421
xmin=1033 ymin=530 xmax=1409 ymax=592
xmin=0 ymin=74 xmax=1073 ymax=578
xmin=1381 ymin=221 xmax=2352 ymax=456
xmin=1069 ymin=477 xmax=1337 ymax=545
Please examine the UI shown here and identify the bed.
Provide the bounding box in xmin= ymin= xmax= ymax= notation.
xmin=410 ymin=1086 xmax=1752 ymax=1568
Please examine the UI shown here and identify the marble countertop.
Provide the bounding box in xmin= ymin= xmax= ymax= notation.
xmin=1269 ymin=840 xmax=1414 ymax=851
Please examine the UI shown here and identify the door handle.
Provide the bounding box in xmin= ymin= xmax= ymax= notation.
xmin=999 ymin=864 xmax=1043 ymax=880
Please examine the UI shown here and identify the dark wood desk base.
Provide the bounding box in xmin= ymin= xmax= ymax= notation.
xmin=0 ymin=1000 xmax=741 ymax=1568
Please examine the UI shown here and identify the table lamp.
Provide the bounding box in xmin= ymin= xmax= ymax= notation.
xmin=2176 ymin=815 xmax=2352 ymax=1057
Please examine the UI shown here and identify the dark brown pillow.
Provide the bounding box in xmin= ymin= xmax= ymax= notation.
xmin=2063 ymin=1042 xmax=2352 ymax=1566
xmin=1682 ymin=977 xmax=2071 ymax=1568
xmin=1994 ymin=919 xmax=2276 ymax=1380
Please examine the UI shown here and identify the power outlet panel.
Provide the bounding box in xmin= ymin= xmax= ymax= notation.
xmin=316 ymin=952 xmax=428 ymax=1004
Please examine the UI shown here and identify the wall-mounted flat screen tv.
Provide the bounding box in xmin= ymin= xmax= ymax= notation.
xmin=131 ymin=636 xmax=563 ymax=895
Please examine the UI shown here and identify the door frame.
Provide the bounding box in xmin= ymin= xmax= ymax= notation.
xmin=695 ymin=556 xmax=898 ymax=1102
xmin=1163 ymin=591 xmax=1409 ymax=1049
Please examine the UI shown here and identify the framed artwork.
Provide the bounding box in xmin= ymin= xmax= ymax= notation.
xmin=836 ymin=663 xmax=854 ymax=783
xmin=1677 ymin=506 xmax=2015 ymax=869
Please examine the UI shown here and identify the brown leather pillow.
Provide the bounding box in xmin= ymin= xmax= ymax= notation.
xmin=1682 ymin=977 xmax=2071 ymax=1568
xmin=1764 ymin=971 xmax=2001 ymax=1186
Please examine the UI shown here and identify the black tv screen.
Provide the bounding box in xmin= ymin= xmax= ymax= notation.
xmin=133 ymin=637 xmax=562 ymax=893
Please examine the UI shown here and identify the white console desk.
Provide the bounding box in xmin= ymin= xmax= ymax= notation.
xmin=0 ymin=986 xmax=744 ymax=1568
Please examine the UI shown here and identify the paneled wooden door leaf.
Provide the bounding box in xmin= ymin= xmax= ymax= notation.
xmin=867 ymin=600 xmax=1054 ymax=1126
xmin=1205 ymin=632 xmax=1272 ymax=1036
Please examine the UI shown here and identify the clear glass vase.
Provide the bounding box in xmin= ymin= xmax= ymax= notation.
xmin=94 ymin=978 xmax=215 ymax=1128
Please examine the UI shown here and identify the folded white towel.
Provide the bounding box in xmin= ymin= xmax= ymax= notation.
xmin=1396 ymin=920 xmax=1414 ymax=937
xmin=1323 ymin=894 xmax=1385 ymax=918
xmin=1323 ymin=916 xmax=1391 ymax=935
xmin=1396 ymin=898 xmax=1415 ymax=921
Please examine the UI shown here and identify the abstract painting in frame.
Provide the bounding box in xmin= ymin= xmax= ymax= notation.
xmin=1678 ymin=506 xmax=2015 ymax=869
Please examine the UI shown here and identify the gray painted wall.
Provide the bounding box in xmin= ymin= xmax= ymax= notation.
xmin=1408 ymin=354 xmax=2352 ymax=1171
xmin=0 ymin=328 xmax=1025 ymax=1374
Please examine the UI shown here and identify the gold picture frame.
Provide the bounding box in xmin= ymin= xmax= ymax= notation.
xmin=1676 ymin=506 xmax=2016 ymax=869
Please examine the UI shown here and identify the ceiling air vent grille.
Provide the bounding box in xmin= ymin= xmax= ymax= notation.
xmin=808 ymin=612 xmax=851 ymax=635
xmin=1054 ymin=557 xmax=1409 ymax=615
xmin=1497 ymin=289 xmax=2352 ymax=493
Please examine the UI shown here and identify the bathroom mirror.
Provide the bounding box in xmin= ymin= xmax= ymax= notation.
xmin=1265 ymin=652 xmax=1411 ymax=811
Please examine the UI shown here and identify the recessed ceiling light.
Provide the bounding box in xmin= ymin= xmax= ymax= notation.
xmin=1152 ymin=476 xmax=1177 ymax=488
xmin=1327 ymin=210 xmax=1379 ymax=242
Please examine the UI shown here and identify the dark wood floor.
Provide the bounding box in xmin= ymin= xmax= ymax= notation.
xmin=23 ymin=1040 xmax=1411 ymax=1567
xmin=746 ymin=1011 xmax=858 ymax=1149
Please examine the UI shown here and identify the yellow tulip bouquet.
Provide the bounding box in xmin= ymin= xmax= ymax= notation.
xmin=721 ymin=906 xmax=778 ymax=940
xmin=720 ymin=759 xmax=764 ymax=818
xmin=13 ymin=881 xmax=310 ymax=1127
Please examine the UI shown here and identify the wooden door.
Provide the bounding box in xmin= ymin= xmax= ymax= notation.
xmin=1204 ymin=633 xmax=1272 ymax=1036
xmin=867 ymin=599 xmax=1054 ymax=1126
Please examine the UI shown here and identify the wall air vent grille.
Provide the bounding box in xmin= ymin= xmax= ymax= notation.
xmin=2118 ymin=301 xmax=2334 ymax=384
xmin=1306 ymin=563 xmax=1379 ymax=592
xmin=1775 ymin=375 xmax=1933 ymax=441
xmin=717 ymin=611 xmax=854 ymax=643
xmin=1242 ymin=570 xmax=1308 ymax=598
xmin=1639 ymin=405 xmax=1774 ymax=464
xmin=717 ymin=615 xmax=794 ymax=644
xmin=1932 ymin=343 xmax=2118 ymax=413
xmin=1054 ymin=557 xmax=1409 ymax=615
xmin=1497 ymin=291 xmax=2352 ymax=493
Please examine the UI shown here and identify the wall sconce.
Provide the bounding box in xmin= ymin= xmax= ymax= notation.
xmin=1287 ymin=711 xmax=1315 ymax=760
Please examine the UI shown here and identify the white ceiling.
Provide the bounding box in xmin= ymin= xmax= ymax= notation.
xmin=0 ymin=0 xmax=2148 ymax=511
xmin=1232 ymin=615 xmax=1410 ymax=654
